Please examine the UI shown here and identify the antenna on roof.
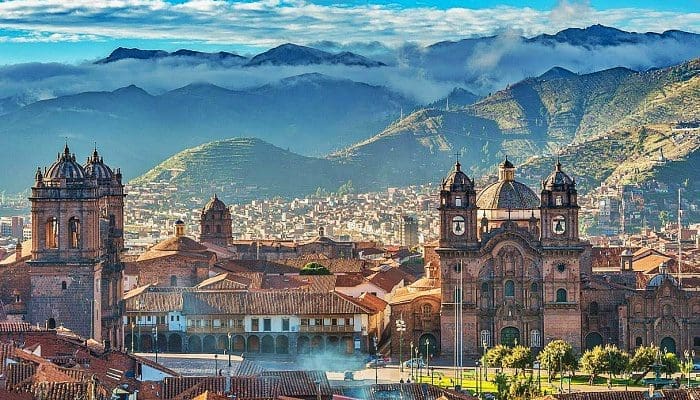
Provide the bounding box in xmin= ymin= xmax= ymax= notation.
xmin=446 ymin=96 xmax=449 ymax=112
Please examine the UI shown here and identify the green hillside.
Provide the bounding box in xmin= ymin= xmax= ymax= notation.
xmin=131 ymin=138 xmax=352 ymax=202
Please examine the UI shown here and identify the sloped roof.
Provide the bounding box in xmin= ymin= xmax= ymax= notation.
xmin=184 ymin=291 xmax=372 ymax=315
xmin=137 ymin=236 xmax=212 ymax=261
xmin=389 ymin=288 xmax=441 ymax=305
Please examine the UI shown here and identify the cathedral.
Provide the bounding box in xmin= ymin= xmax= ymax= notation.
xmin=434 ymin=158 xmax=700 ymax=358
xmin=25 ymin=145 xmax=124 ymax=347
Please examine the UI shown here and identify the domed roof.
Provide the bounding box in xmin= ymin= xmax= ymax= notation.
xmin=152 ymin=236 xmax=207 ymax=252
xmin=477 ymin=181 xmax=540 ymax=209
xmin=476 ymin=157 xmax=539 ymax=209
xmin=543 ymin=160 xmax=574 ymax=190
xmin=83 ymin=148 xmax=114 ymax=180
xmin=203 ymin=194 xmax=227 ymax=212
xmin=45 ymin=144 xmax=86 ymax=181
xmin=441 ymin=162 xmax=473 ymax=192
xmin=646 ymin=272 xmax=676 ymax=288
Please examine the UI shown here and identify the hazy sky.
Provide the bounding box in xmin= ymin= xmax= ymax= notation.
xmin=0 ymin=0 xmax=698 ymax=64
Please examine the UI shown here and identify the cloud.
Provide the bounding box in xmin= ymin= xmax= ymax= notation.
xmin=0 ymin=0 xmax=697 ymax=48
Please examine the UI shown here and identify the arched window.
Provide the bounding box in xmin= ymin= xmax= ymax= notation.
xmin=504 ymin=280 xmax=515 ymax=297
xmin=480 ymin=330 xmax=491 ymax=347
xmin=481 ymin=282 xmax=489 ymax=292
xmin=68 ymin=217 xmax=80 ymax=248
xmin=61 ymin=281 xmax=67 ymax=290
xmin=421 ymin=304 xmax=432 ymax=315
xmin=170 ymin=275 xmax=177 ymax=286
xmin=589 ymin=301 xmax=599 ymax=316
xmin=530 ymin=330 xmax=541 ymax=347
xmin=530 ymin=282 xmax=538 ymax=293
xmin=46 ymin=217 xmax=58 ymax=248
xmin=556 ymin=288 xmax=568 ymax=303
xmin=635 ymin=337 xmax=643 ymax=347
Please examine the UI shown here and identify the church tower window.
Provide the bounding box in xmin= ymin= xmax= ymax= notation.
xmin=589 ymin=301 xmax=599 ymax=316
xmin=61 ymin=281 xmax=67 ymax=290
xmin=556 ymin=288 xmax=568 ymax=303
xmin=46 ymin=217 xmax=58 ymax=248
xmin=69 ymin=217 xmax=80 ymax=248
xmin=455 ymin=197 xmax=462 ymax=207
xmin=504 ymin=280 xmax=515 ymax=297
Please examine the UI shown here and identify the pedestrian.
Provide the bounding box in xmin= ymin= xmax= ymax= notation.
xmin=400 ymin=378 xmax=404 ymax=384
xmin=407 ymin=378 xmax=411 ymax=383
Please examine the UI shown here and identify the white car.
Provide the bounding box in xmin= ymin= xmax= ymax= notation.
xmin=403 ymin=358 xmax=426 ymax=368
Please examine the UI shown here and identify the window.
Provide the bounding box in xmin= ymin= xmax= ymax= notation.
xmin=557 ymin=263 xmax=566 ymax=272
xmin=589 ymin=302 xmax=599 ymax=316
xmin=213 ymin=319 xmax=221 ymax=327
xmin=234 ymin=319 xmax=243 ymax=328
xmin=454 ymin=288 xmax=462 ymax=304
xmin=694 ymin=337 xmax=700 ymax=347
xmin=301 ymin=318 xmax=309 ymax=326
xmin=263 ymin=318 xmax=271 ymax=331
xmin=421 ymin=304 xmax=432 ymax=315
xmin=68 ymin=217 xmax=80 ymax=248
xmin=170 ymin=275 xmax=177 ymax=286
xmin=531 ymin=283 xmax=538 ymax=293
xmin=556 ymin=288 xmax=568 ymax=303
xmin=331 ymin=318 xmax=338 ymax=326
xmin=170 ymin=315 xmax=174 ymax=322
xmin=636 ymin=337 xmax=643 ymax=347
xmin=555 ymin=196 xmax=563 ymax=206
xmin=158 ymin=316 xmax=165 ymax=324
xmin=314 ymin=318 xmax=322 ymax=326
xmin=345 ymin=318 xmax=352 ymax=326
xmin=46 ymin=217 xmax=58 ymax=249
xmin=61 ymin=281 xmax=67 ymax=290
xmin=251 ymin=318 xmax=259 ymax=331
xmin=454 ymin=263 xmax=461 ymax=272
xmin=505 ymin=280 xmax=515 ymax=297
xmin=530 ymin=330 xmax=541 ymax=347
xmin=455 ymin=197 xmax=462 ymax=207
xmin=481 ymin=282 xmax=489 ymax=292
xmin=480 ymin=330 xmax=491 ymax=347
xmin=282 ymin=318 xmax=290 ymax=331
xmin=203 ymin=319 xmax=211 ymax=327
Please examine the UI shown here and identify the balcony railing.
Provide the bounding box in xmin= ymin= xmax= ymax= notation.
xmin=298 ymin=325 xmax=355 ymax=333
xmin=186 ymin=326 xmax=246 ymax=334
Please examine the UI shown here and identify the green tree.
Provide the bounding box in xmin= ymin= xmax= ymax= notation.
xmin=504 ymin=346 xmax=533 ymax=375
xmin=509 ymin=374 xmax=541 ymax=400
xmin=537 ymin=340 xmax=577 ymax=381
xmin=493 ymin=372 xmax=509 ymax=400
xmin=485 ymin=345 xmax=513 ymax=370
xmin=337 ymin=180 xmax=355 ymax=196
xmin=629 ymin=345 xmax=657 ymax=384
xmin=662 ymin=352 xmax=680 ymax=378
xmin=580 ymin=345 xmax=629 ymax=384
xmin=299 ymin=262 xmax=331 ymax=275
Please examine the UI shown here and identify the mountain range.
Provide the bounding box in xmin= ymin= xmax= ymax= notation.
xmin=0 ymin=73 xmax=414 ymax=192
xmin=95 ymin=43 xmax=386 ymax=68
xmin=129 ymin=57 xmax=700 ymax=203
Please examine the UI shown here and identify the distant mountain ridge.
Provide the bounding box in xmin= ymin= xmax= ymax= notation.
xmin=0 ymin=73 xmax=415 ymax=193
xmin=95 ymin=47 xmax=248 ymax=64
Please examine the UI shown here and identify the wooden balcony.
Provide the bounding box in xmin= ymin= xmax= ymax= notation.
xmin=298 ymin=325 xmax=355 ymax=333
xmin=186 ymin=326 xmax=246 ymax=334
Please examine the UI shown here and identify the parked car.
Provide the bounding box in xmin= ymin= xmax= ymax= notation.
xmin=692 ymin=363 xmax=700 ymax=371
xmin=403 ymin=358 xmax=426 ymax=368
xmin=344 ymin=371 xmax=355 ymax=381
xmin=366 ymin=359 xmax=388 ymax=368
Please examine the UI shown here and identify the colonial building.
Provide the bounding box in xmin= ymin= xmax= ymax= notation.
xmin=437 ymin=159 xmax=585 ymax=357
xmin=430 ymin=158 xmax=700 ymax=360
xmin=26 ymin=145 xmax=124 ymax=347
xmin=200 ymin=194 xmax=233 ymax=247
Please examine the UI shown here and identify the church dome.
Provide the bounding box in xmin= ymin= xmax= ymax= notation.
xmin=83 ymin=148 xmax=114 ymax=180
xmin=441 ymin=162 xmax=473 ymax=192
xmin=543 ymin=160 xmax=574 ymax=190
xmin=476 ymin=157 xmax=539 ymax=210
xmin=203 ymin=194 xmax=227 ymax=212
xmin=45 ymin=145 xmax=86 ymax=181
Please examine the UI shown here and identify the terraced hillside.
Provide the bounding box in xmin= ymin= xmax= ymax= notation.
xmin=131 ymin=138 xmax=351 ymax=202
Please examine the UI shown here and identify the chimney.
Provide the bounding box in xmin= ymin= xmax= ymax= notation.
xmin=15 ymin=242 xmax=22 ymax=262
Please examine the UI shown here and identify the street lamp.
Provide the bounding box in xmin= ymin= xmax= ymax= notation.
xmin=373 ymin=335 xmax=379 ymax=385
xmin=152 ymin=326 xmax=158 ymax=364
xmin=131 ymin=322 xmax=135 ymax=353
xmin=137 ymin=299 xmax=142 ymax=352
xmin=483 ymin=339 xmax=489 ymax=381
xmin=396 ymin=317 xmax=406 ymax=374
xmin=228 ymin=332 xmax=233 ymax=368
xmin=475 ymin=360 xmax=480 ymax=395
xmin=425 ymin=339 xmax=430 ymax=371
xmin=214 ymin=354 xmax=218 ymax=375
xmin=685 ymin=349 xmax=696 ymax=387
xmin=410 ymin=342 xmax=415 ymax=380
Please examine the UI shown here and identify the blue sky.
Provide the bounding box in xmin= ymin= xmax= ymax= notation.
xmin=0 ymin=0 xmax=698 ymax=64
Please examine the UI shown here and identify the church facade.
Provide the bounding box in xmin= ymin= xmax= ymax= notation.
xmin=433 ymin=158 xmax=700 ymax=360
xmin=437 ymin=159 xmax=585 ymax=357
xmin=26 ymin=145 xmax=125 ymax=347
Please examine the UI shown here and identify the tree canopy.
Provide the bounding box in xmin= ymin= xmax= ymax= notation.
xmin=300 ymin=262 xmax=331 ymax=275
